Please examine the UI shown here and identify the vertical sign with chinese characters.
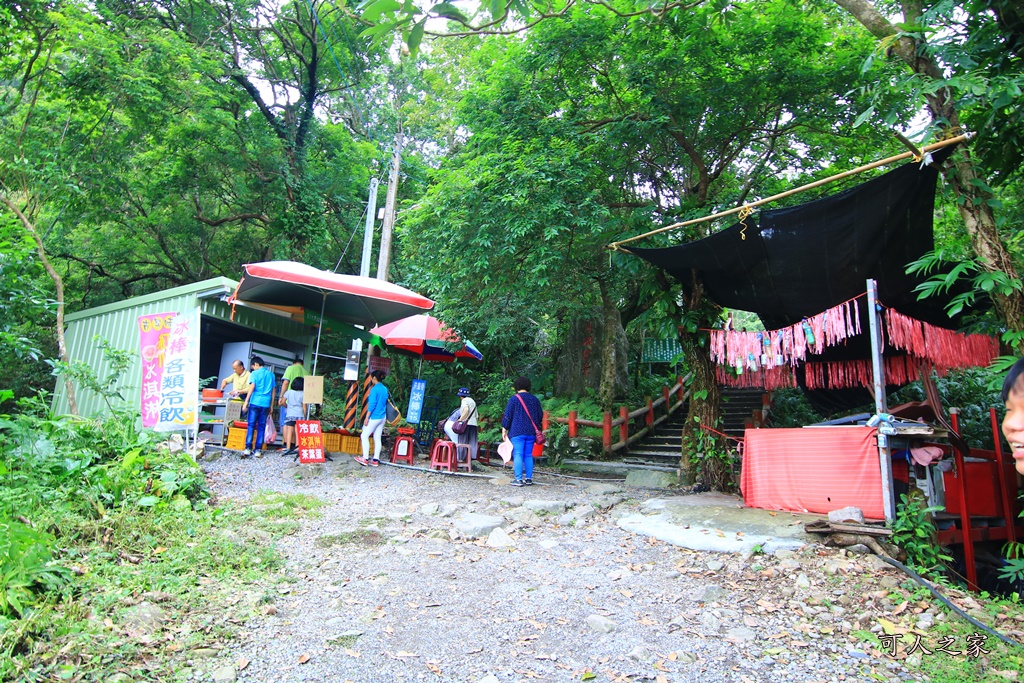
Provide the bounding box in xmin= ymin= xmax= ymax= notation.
xmin=154 ymin=307 xmax=200 ymax=433
xmin=138 ymin=312 xmax=177 ymax=427
xmin=296 ymin=420 xmax=326 ymax=463
xmin=407 ymin=378 xmax=426 ymax=424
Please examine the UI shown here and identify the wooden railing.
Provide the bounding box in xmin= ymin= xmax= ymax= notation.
xmin=546 ymin=374 xmax=692 ymax=454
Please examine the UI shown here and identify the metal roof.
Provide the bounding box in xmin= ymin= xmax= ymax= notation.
xmin=53 ymin=277 xmax=314 ymax=418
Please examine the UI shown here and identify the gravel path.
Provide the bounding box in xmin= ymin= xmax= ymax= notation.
xmin=194 ymin=451 xmax=928 ymax=683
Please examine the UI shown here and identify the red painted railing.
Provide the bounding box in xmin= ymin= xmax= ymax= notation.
xmin=547 ymin=374 xmax=692 ymax=454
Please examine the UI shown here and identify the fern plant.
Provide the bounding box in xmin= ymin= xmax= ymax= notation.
xmin=0 ymin=521 xmax=69 ymax=616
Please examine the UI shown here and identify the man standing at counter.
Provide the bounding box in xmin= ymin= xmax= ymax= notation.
xmin=241 ymin=356 xmax=275 ymax=458
xmin=219 ymin=359 xmax=250 ymax=398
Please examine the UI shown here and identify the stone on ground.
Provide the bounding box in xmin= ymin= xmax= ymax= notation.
xmin=504 ymin=507 xmax=543 ymax=526
xmin=585 ymin=614 xmax=616 ymax=633
xmin=523 ymin=499 xmax=568 ymax=515
xmin=453 ymin=512 xmax=504 ymax=539
xmin=828 ymin=506 xmax=865 ymax=524
xmin=624 ymin=470 xmax=679 ymax=488
xmin=211 ymin=666 xmax=236 ymax=683
xmin=486 ymin=527 xmax=515 ymax=548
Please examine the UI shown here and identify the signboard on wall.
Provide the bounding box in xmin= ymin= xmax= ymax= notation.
xmin=303 ymin=376 xmax=324 ymax=405
xmin=407 ymin=379 xmax=426 ymax=424
xmin=138 ymin=312 xmax=177 ymax=428
xmin=154 ymin=307 xmax=200 ymax=432
xmin=368 ymin=355 xmax=392 ymax=375
xmin=641 ymin=337 xmax=683 ymax=364
xmin=297 ymin=420 xmax=326 ymax=463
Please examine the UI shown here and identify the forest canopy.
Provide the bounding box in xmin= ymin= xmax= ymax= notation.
xmin=2 ymin=0 xmax=1022 ymax=419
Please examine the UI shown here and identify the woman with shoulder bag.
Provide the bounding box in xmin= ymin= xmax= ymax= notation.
xmin=444 ymin=387 xmax=479 ymax=462
xmin=500 ymin=376 xmax=543 ymax=486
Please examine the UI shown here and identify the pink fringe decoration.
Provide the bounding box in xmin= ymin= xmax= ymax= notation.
xmin=708 ymin=298 xmax=864 ymax=371
xmin=707 ymin=297 xmax=996 ymax=391
xmin=884 ymin=309 xmax=1000 ymax=372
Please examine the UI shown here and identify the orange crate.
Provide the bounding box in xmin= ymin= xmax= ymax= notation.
xmin=226 ymin=427 xmax=247 ymax=450
xmin=340 ymin=435 xmax=362 ymax=454
xmin=323 ymin=432 xmax=342 ymax=453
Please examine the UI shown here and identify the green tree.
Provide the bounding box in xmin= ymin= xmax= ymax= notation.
xmin=400 ymin=1 xmax=902 ymax=482
xmin=834 ymin=0 xmax=1024 ymax=350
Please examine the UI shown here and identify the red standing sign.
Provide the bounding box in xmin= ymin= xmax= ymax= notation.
xmin=296 ymin=420 xmax=326 ymax=463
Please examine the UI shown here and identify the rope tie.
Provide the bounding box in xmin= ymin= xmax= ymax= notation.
xmin=738 ymin=205 xmax=753 ymax=241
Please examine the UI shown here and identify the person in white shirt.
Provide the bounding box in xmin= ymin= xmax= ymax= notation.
xmin=443 ymin=387 xmax=479 ymax=461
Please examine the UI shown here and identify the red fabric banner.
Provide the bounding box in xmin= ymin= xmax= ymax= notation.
xmin=740 ymin=426 xmax=884 ymax=519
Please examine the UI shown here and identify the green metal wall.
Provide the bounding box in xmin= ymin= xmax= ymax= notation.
xmin=52 ymin=278 xmax=313 ymax=418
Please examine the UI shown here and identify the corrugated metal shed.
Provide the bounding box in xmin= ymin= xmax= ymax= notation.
xmin=53 ymin=278 xmax=314 ymax=417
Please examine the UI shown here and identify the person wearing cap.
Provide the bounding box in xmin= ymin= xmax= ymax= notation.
xmin=443 ymin=387 xmax=479 ymax=462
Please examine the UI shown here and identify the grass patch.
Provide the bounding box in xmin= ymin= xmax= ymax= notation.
xmin=851 ymin=591 xmax=1024 ymax=682
xmin=0 ymin=403 xmax=301 ymax=682
xmin=357 ymin=516 xmax=390 ymax=527
xmin=314 ymin=530 xmax=384 ymax=548
xmin=1 ymin=500 xmax=286 ymax=682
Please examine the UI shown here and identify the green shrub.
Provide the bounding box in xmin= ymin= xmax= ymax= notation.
xmin=890 ymin=493 xmax=952 ymax=578
xmin=0 ymin=521 xmax=69 ymax=616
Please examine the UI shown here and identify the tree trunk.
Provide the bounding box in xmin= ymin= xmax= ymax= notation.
xmin=678 ymin=330 xmax=722 ymax=486
xmin=833 ymin=0 xmax=1024 ymax=349
xmin=597 ymin=280 xmax=619 ymax=412
xmin=1 ymin=194 xmax=78 ymax=415
xmin=675 ymin=272 xmax=725 ymax=486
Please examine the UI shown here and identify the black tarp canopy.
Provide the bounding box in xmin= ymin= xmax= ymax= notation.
xmin=626 ymin=147 xmax=970 ymax=413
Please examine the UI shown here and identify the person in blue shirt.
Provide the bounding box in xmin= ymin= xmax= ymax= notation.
xmin=241 ymin=356 xmax=275 ymax=458
xmin=356 ymin=370 xmax=389 ymax=467
xmin=501 ymin=376 xmax=543 ymax=486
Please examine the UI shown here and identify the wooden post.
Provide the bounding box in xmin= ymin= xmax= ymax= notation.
xmin=619 ymin=406 xmax=629 ymax=446
xmin=663 ymin=385 xmax=670 ymax=412
xmin=602 ymin=411 xmax=612 ymax=453
xmin=646 ymin=398 xmax=654 ymax=428
xmin=568 ymin=410 xmax=578 ymax=438
xmin=542 ymin=410 xmax=550 ymax=433
xmin=677 ymin=375 xmax=684 ymax=402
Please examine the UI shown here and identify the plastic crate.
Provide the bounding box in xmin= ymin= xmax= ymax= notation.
xmin=226 ymin=427 xmax=247 ymax=450
xmin=323 ymin=432 xmax=342 ymax=453
xmin=340 ymin=435 xmax=362 ymax=454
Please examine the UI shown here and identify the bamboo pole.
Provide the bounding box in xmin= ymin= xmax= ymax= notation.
xmin=607 ymin=134 xmax=970 ymax=251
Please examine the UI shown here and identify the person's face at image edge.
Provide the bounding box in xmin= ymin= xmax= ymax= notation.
xmin=1003 ymin=379 xmax=1024 ymax=476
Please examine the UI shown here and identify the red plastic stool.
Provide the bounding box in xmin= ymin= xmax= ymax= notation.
xmin=390 ymin=435 xmax=416 ymax=465
xmin=454 ymin=443 xmax=473 ymax=473
xmin=429 ymin=440 xmax=456 ymax=472
xmin=477 ymin=441 xmax=491 ymax=466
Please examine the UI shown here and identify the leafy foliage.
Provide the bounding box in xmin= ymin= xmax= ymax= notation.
xmin=0 ymin=522 xmax=69 ymax=617
xmin=890 ymin=493 xmax=953 ymax=579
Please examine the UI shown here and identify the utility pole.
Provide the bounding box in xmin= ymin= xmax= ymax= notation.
xmin=360 ymin=177 xmax=380 ymax=279
xmin=376 ymin=128 xmax=403 ymax=282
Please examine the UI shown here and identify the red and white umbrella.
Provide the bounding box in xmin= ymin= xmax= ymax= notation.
xmin=230 ymin=261 xmax=434 ymax=372
xmin=371 ymin=314 xmax=483 ymax=367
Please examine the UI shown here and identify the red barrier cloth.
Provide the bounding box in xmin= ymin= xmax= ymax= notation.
xmin=740 ymin=426 xmax=883 ymax=520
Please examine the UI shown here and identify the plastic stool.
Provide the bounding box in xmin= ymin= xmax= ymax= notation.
xmin=390 ymin=435 xmax=416 ymax=465
xmin=454 ymin=443 xmax=473 ymax=473
xmin=477 ymin=441 xmax=491 ymax=466
xmin=429 ymin=440 xmax=456 ymax=472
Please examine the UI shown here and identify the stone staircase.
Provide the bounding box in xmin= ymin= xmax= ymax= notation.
xmin=617 ymin=387 xmax=767 ymax=467
xmin=720 ymin=387 xmax=768 ymax=440
xmin=618 ymin=405 xmax=689 ymax=469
